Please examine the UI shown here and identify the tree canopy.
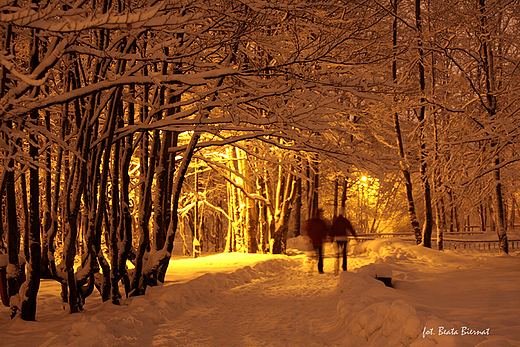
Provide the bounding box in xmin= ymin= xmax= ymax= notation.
xmin=1 ymin=0 xmax=519 ymax=320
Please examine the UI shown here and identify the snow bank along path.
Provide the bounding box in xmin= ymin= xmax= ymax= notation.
xmin=0 ymin=238 xmax=519 ymax=347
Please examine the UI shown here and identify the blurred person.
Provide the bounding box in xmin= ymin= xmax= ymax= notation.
xmin=330 ymin=207 xmax=357 ymax=273
xmin=305 ymin=208 xmax=329 ymax=274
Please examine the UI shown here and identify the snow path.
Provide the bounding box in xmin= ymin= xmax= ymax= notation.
xmin=153 ymin=257 xmax=340 ymax=347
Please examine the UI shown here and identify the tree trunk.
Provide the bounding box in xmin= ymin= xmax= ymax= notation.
xmin=258 ymin=174 xmax=269 ymax=252
xmin=20 ymin=25 xmax=43 ymax=321
xmin=494 ymin=160 xmax=508 ymax=253
xmin=153 ymin=57 xmax=176 ymax=254
xmin=333 ymin=178 xmax=339 ymax=218
xmin=194 ymin=160 xmax=201 ymax=257
xmin=341 ymin=177 xmax=348 ymax=211
xmin=109 ymin=115 xmax=122 ymax=305
xmin=225 ymin=181 xmax=237 ymax=252
xmin=415 ymin=0 xmax=434 ymax=248
xmin=243 ymin=153 xmax=259 ymax=253
xmin=311 ymin=155 xmax=319 ymax=214
xmin=155 ymin=132 xmax=201 ymax=280
xmin=0 ymin=177 xmax=5 ymax=254
xmin=93 ymin=104 xmax=119 ymax=302
xmin=479 ymin=203 xmax=486 ymax=232
xmin=130 ymin=80 xmax=154 ymax=296
xmin=447 ymin=189 xmax=456 ymax=233
xmin=271 ymin=165 xmax=297 ymax=254
xmin=246 ymin=198 xmax=259 ymax=254
xmin=20 ymin=174 xmax=30 ymax=262
xmin=117 ymin=86 xmax=135 ymax=298
xmin=478 ymin=0 xmax=508 ymax=253
xmin=433 ymin=113 xmax=444 ymax=250
xmin=225 ymin=147 xmax=240 ymax=252
xmin=1 ymin=23 xmax=21 ymax=317
xmin=5 ymin=156 xmax=21 ymax=317
xmin=293 ymin=168 xmax=302 ymax=238
xmin=153 ymin=128 xmax=173 ymax=252
xmin=41 ymin=111 xmax=54 ymax=279
xmin=392 ymin=0 xmax=421 ymax=244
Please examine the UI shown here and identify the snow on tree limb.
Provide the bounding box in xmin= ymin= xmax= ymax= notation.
xmin=1 ymin=67 xmax=239 ymax=120
xmin=0 ymin=3 xmax=169 ymax=31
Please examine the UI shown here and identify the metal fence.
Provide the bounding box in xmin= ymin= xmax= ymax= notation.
xmin=349 ymin=233 xmax=520 ymax=252
xmin=442 ymin=238 xmax=520 ymax=251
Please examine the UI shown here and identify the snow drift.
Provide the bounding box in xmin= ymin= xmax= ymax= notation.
xmin=0 ymin=238 xmax=519 ymax=347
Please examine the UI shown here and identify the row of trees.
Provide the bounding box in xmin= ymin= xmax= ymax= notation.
xmin=0 ymin=0 xmax=519 ymax=320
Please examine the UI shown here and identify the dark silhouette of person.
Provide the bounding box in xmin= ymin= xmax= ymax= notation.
xmin=305 ymin=208 xmax=329 ymax=274
xmin=330 ymin=207 xmax=357 ymax=272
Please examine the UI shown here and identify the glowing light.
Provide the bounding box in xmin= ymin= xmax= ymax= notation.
xmin=361 ymin=176 xmax=367 ymax=182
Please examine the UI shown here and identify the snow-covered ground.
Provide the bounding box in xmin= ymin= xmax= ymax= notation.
xmin=1 ymin=236 xmax=519 ymax=347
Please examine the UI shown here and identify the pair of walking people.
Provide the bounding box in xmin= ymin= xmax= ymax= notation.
xmin=305 ymin=207 xmax=357 ymax=274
